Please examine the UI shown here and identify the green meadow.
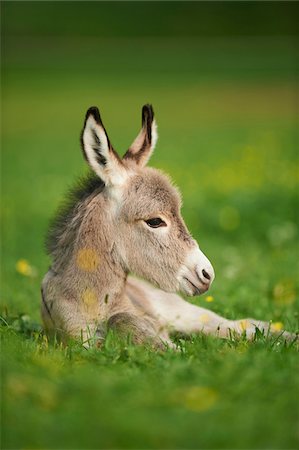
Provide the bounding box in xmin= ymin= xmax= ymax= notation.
xmin=1 ymin=3 xmax=299 ymax=449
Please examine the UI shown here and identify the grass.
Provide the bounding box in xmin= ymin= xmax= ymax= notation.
xmin=1 ymin=325 xmax=298 ymax=449
xmin=1 ymin=5 xmax=299 ymax=448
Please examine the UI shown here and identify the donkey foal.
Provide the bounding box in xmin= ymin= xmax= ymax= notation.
xmin=41 ymin=105 xmax=291 ymax=348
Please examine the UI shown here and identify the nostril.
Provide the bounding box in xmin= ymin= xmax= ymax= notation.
xmin=202 ymin=269 xmax=211 ymax=281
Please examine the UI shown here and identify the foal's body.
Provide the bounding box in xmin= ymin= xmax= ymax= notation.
xmin=42 ymin=267 xmax=268 ymax=347
xmin=41 ymin=105 xmax=289 ymax=347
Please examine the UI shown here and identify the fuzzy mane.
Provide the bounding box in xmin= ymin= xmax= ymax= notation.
xmin=46 ymin=172 xmax=104 ymax=257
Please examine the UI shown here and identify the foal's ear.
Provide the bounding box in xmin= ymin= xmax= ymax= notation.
xmin=123 ymin=104 xmax=158 ymax=167
xmin=81 ymin=107 xmax=126 ymax=186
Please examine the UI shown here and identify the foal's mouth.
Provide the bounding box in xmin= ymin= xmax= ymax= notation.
xmin=182 ymin=276 xmax=209 ymax=296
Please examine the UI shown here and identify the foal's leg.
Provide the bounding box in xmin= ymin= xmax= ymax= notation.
xmin=41 ymin=270 xmax=103 ymax=347
xmin=150 ymin=291 xmax=266 ymax=339
xmin=153 ymin=293 xmax=295 ymax=340
xmin=128 ymin=278 xmax=292 ymax=340
xmin=107 ymin=312 xmax=173 ymax=349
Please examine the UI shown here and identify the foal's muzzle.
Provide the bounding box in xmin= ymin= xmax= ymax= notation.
xmin=177 ymin=246 xmax=215 ymax=296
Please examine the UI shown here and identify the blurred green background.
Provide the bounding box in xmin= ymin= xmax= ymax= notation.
xmin=1 ymin=2 xmax=299 ymax=449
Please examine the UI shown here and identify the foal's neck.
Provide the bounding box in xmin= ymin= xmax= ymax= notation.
xmin=70 ymin=195 xmax=129 ymax=314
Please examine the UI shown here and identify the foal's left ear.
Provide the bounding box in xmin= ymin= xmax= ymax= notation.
xmin=123 ymin=104 xmax=158 ymax=167
xmin=81 ymin=107 xmax=126 ymax=187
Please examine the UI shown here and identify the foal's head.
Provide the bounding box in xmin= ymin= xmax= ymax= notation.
xmin=81 ymin=105 xmax=214 ymax=295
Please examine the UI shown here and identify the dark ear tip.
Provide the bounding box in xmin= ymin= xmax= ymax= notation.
xmin=85 ymin=106 xmax=102 ymax=124
xmin=141 ymin=104 xmax=154 ymax=123
xmin=142 ymin=104 xmax=154 ymax=114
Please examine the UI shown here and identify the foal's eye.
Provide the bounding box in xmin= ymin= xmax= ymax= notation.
xmin=145 ymin=218 xmax=167 ymax=228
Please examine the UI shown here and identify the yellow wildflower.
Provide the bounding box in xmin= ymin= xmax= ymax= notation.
xmin=205 ymin=296 xmax=214 ymax=303
xmin=270 ymin=322 xmax=284 ymax=332
xmin=16 ymin=259 xmax=37 ymax=277
xmin=180 ymin=386 xmax=218 ymax=412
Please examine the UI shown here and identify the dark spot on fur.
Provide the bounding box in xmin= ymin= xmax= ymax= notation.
xmin=92 ymin=129 xmax=101 ymax=146
xmin=94 ymin=149 xmax=107 ymax=166
xmin=41 ymin=287 xmax=54 ymax=322
xmin=158 ymin=242 xmax=164 ymax=251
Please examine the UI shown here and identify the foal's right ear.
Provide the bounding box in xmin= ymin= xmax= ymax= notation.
xmin=123 ymin=104 xmax=158 ymax=167
xmin=80 ymin=107 xmax=126 ymax=187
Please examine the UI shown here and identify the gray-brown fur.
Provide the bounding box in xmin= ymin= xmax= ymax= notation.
xmin=41 ymin=105 xmax=294 ymax=347
xmin=42 ymin=105 xmax=195 ymax=345
xmin=46 ymin=174 xmax=104 ymax=266
xmin=107 ymin=312 xmax=165 ymax=349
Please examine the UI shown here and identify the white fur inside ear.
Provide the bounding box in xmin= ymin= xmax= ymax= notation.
xmin=129 ymin=129 xmax=146 ymax=155
xmin=82 ymin=115 xmax=110 ymax=171
xmin=151 ymin=119 xmax=158 ymax=151
xmin=82 ymin=115 xmax=127 ymax=187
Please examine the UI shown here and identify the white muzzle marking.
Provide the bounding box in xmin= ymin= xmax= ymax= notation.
xmin=177 ymin=246 xmax=215 ymax=296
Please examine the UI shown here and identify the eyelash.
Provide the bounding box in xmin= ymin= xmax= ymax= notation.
xmin=145 ymin=218 xmax=167 ymax=228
